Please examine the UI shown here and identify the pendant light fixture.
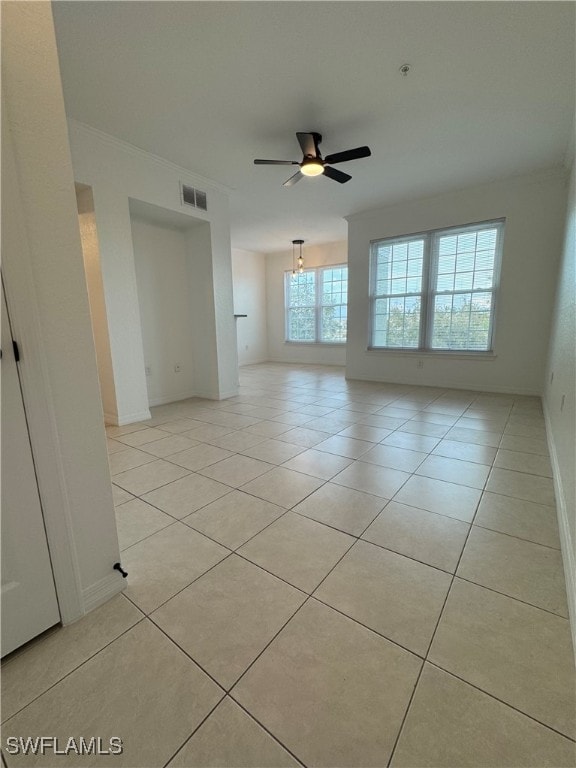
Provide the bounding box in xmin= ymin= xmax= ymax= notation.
xmin=292 ymin=239 xmax=304 ymax=275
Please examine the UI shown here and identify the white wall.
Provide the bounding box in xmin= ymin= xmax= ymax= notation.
xmin=266 ymin=241 xmax=348 ymax=366
xmin=2 ymin=1 xmax=122 ymax=619
xmin=184 ymin=221 xmax=225 ymax=398
xmin=131 ymin=218 xmax=196 ymax=405
xmin=232 ymin=249 xmax=268 ymax=366
xmin=544 ymin=157 xmax=575 ymax=643
xmin=346 ymin=169 xmax=568 ymax=394
xmin=76 ymin=187 xmax=118 ymax=422
xmin=67 ymin=120 xmax=239 ymax=422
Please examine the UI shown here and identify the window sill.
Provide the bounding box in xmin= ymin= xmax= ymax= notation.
xmin=367 ymin=348 xmax=497 ymax=360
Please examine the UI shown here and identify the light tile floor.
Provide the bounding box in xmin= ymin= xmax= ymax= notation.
xmin=2 ymin=363 xmax=575 ymax=767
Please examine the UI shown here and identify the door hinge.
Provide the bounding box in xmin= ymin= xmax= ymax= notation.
xmin=12 ymin=340 xmax=20 ymax=362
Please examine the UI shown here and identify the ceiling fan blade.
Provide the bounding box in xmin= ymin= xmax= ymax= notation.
xmin=254 ymin=159 xmax=299 ymax=165
xmin=283 ymin=171 xmax=304 ymax=187
xmin=324 ymin=146 xmax=371 ymax=165
xmin=296 ymin=132 xmax=321 ymax=158
xmin=323 ymin=166 xmax=352 ymax=184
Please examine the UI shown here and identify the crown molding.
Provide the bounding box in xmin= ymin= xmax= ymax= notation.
xmin=67 ymin=118 xmax=234 ymax=194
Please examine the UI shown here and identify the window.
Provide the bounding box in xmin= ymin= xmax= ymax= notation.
xmin=285 ymin=265 xmax=348 ymax=343
xmin=370 ymin=220 xmax=504 ymax=352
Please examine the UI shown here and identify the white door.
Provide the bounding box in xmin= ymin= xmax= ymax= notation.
xmin=1 ymin=281 xmax=60 ymax=656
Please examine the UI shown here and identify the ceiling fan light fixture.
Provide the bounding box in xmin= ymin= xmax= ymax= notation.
xmin=300 ymin=160 xmax=324 ymax=177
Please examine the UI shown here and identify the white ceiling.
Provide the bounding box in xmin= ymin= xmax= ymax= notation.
xmin=52 ymin=1 xmax=575 ymax=253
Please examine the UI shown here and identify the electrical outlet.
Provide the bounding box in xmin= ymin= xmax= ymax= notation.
xmin=145 ymin=365 xmax=152 ymax=376
xmin=174 ymin=364 xmax=182 ymax=373
xmin=417 ymin=360 xmax=424 ymax=369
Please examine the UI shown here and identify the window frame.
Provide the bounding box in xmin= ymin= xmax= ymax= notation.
xmin=369 ymin=219 xmax=505 ymax=354
xmin=284 ymin=263 xmax=348 ymax=345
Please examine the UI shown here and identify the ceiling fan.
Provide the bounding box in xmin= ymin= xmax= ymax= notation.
xmin=254 ymin=132 xmax=371 ymax=187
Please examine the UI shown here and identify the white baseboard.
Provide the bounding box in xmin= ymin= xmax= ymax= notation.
xmin=148 ymin=388 xmax=240 ymax=405
xmin=147 ymin=391 xmax=196 ymax=407
xmin=112 ymin=409 xmax=151 ymax=426
xmin=80 ymin=572 xmax=126 ymax=617
xmin=217 ymin=388 xmax=240 ymax=400
xmin=193 ymin=388 xmax=239 ymax=401
xmin=239 ymin=358 xmax=269 ymax=367
xmin=268 ymin=357 xmax=345 ymax=367
xmin=344 ymin=372 xmax=542 ymax=397
xmin=543 ymin=400 xmax=576 ymax=653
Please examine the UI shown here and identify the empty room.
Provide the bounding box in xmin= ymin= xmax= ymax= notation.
xmin=2 ymin=2 xmax=575 ymax=767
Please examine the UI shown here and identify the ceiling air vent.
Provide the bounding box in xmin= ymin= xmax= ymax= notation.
xmin=181 ymin=183 xmax=207 ymax=212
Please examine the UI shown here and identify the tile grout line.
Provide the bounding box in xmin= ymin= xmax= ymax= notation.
xmin=463 ymin=518 xmax=562 ymax=551
xmin=384 ymin=657 xmax=427 ymax=767
xmin=160 ymin=695 xmax=226 ymax=768
xmin=111 ymin=466 xmax=195 ymax=497
xmin=228 ymin=530 xmax=360 ymax=696
xmin=118 ymin=518 xmax=183 ymax=554
xmin=425 ymin=659 xmax=576 ymax=744
xmin=118 ymin=473 xmax=344 ymax=614
xmin=386 ymin=454 xmax=491 ymax=767
xmin=120 ymin=458 xmax=334 ymax=544
xmin=326 ymin=385 xmax=514 ymax=768
xmin=226 ymin=697 xmax=307 ymax=768
xmin=116 ymin=401 xmax=548 ymax=486
xmin=104 ymin=373 xmax=558 ymax=764
xmin=147 ymin=613 xmax=230 ymax=694
xmin=119 ymin=486 xmax=238 ymax=548
xmin=226 ymin=595 xmax=313 ymax=696
xmin=292 ymin=499 xmax=567 ymax=617
xmin=388 ymin=395 xmax=565 ymax=764
xmin=115 ymin=450 xmax=559 ymax=544
xmin=308 ymin=594 xmax=426 ymax=662
xmin=122 ymin=550 xmax=237 ymax=619
xmin=116 ymin=401 xmax=561 ymax=617
xmin=452 ymin=575 xmax=570 ymax=619
xmin=1 ymin=613 xmax=148 ymax=726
